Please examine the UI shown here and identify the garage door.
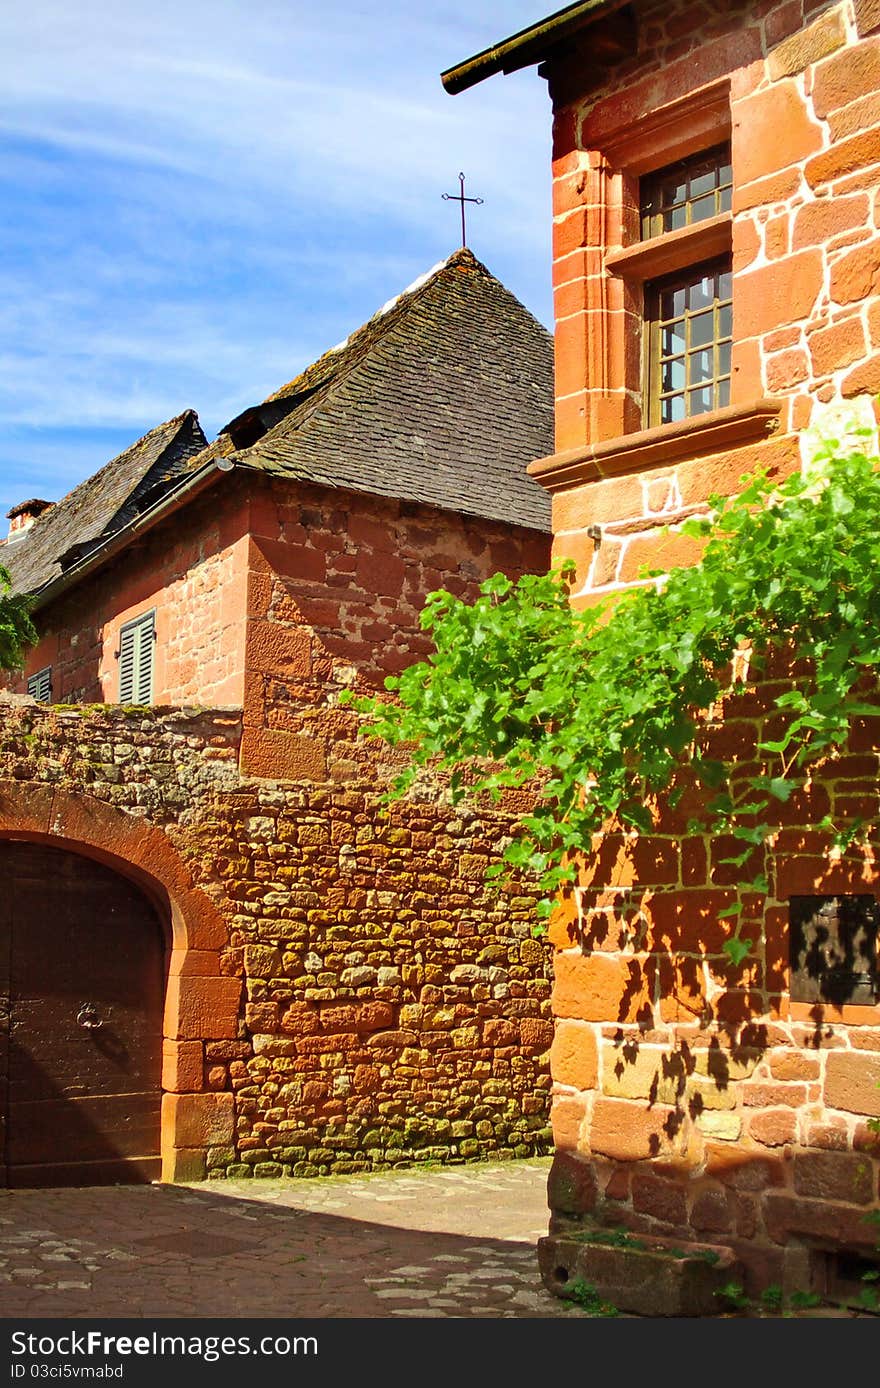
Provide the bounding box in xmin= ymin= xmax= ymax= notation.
xmin=0 ymin=840 xmax=165 ymax=1187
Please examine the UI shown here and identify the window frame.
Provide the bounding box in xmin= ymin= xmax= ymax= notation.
xmin=642 ymin=253 xmax=733 ymax=429
xmin=598 ymin=83 xmax=734 ymax=435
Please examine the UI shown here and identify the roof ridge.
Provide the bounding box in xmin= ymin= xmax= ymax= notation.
xmin=263 ymin=249 xmax=482 ymax=407
xmin=235 ymin=250 xmax=524 ymax=459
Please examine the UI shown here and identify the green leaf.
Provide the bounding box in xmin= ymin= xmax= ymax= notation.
xmin=722 ymin=937 xmax=754 ymax=967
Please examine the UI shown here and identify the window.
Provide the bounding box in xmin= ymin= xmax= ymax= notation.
xmin=644 ymin=259 xmax=733 ymax=426
xmin=639 ymin=144 xmax=732 ymax=238
xmin=118 ymin=610 xmax=155 ymax=705
xmin=640 ymin=144 xmax=733 ymax=427
xmin=789 ymin=895 xmax=879 ymax=1006
xmin=27 ymin=666 xmax=52 ymax=702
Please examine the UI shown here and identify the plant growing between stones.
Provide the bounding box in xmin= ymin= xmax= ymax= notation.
xmin=715 ymin=1281 xmax=821 ymax=1316
xmin=562 ymin=1276 xmax=619 ymax=1317
xmin=349 ymin=430 xmax=880 ymax=967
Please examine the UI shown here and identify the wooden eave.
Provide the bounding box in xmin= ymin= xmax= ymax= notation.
xmin=440 ymin=0 xmax=630 ymax=94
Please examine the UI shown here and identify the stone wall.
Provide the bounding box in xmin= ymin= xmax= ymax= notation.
xmin=546 ymin=674 xmax=880 ymax=1289
xmin=0 ymin=700 xmax=553 ymax=1179
xmin=528 ymin=0 xmax=880 ymax=1293
xmin=6 ymin=470 xmax=551 ymax=723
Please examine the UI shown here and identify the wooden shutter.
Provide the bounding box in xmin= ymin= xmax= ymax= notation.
xmin=118 ymin=611 xmax=155 ymax=705
xmin=26 ymin=666 xmax=52 ymax=702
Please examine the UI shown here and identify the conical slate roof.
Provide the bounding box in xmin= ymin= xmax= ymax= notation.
xmin=217 ymin=248 xmax=553 ymax=531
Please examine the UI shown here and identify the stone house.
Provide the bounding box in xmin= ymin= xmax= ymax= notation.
xmin=443 ymin=1 xmax=880 ymax=1302
xmin=0 ymin=249 xmax=557 ymax=1187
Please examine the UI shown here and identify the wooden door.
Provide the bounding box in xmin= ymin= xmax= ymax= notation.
xmin=0 ymin=840 xmax=165 ymax=1187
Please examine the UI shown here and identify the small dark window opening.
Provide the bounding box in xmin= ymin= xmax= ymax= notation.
xmin=819 ymin=1249 xmax=880 ymax=1312
xmin=789 ymin=895 xmax=879 ymax=1005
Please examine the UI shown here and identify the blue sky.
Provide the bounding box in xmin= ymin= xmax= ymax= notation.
xmin=0 ymin=1 xmax=554 ymax=521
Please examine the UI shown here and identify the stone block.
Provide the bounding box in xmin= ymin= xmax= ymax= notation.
xmin=696 ymin=1112 xmax=743 ymax=1141
xmin=164 ymin=974 xmax=241 ymax=1041
xmin=162 ymin=1039 xmax=204 ymax=1093
xmin=825 ymin=1050 xmax=880 ymax=1116
xmin=767 ymin=7 xmax=846 ymax=79
xmin=793 ymin=1149 xmax=875 ymax=1204
xmin=239 ymin=727 xmax=327 ymax=782
xmin=537 ymin=1230 xmax=742 ymax=1317
xmin=589 ymin=1097 xmax=675 ymax=1161
xmin=163 ymin=1092 xmax=235 ymax=1149
xmin=551 ymin=1020 xmax=598 ymax=1090
xmin=547 ymin=1150 xmax=598 ymax=1216
xmin=160 ymin=1147 xmax=207 ymax=1184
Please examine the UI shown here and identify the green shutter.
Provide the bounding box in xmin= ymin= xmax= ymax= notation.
xmin=118 ymin=611 xmax=155 ymax=705
xmin=27 ymin=666 xmax=52 ymax=702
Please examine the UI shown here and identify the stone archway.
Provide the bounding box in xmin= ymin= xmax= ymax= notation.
xmin=0 ymin=780 xmax=240 ymax=1183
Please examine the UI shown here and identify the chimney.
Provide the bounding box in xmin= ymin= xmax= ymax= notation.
xmin=5 ymin=498 xmax=53 ymax=543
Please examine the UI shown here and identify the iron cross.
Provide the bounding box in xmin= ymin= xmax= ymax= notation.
xmin=442 ymin=172 xmax=484 ymax=248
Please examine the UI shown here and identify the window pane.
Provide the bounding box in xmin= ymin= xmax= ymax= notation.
xmin=718 ymin=341 xmax=732 ymax=377
xmin=718 ymin=378 xmax=731 ymax=408
xmin=688 ymin=386 xmax=713 ymax=415
xmin=662 ymin=394 xmax=687 ymax=424
xmin=662 ymin=357 xmax=686 ymax=393
xmin=691 ymin=193 xmax=718 ymax=224
xmin=689 ymin=349 xmax=714 ymax=384
xmin=690 ymin=310 xmax=715 ymax=346
xmin=660 ymin=284 xmax=687 ymax=318
xmin=719 ymin=269 xmax=733 ymax=300
xmin=690 ymin=169 xmax=716 ymax=198
xmin=719 ymin=303 xmax=733 ymax=338
xmin=661 ymin=178 xmax=688 ymax=209
xmin=688 ymin=276 xmax=715 ymax=311
xmin=662 ymin=321 xmax=687 ymax=355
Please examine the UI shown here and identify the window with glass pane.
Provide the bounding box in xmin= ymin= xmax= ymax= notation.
xmin=644 ymin=258 xmax=732 ymax=426
xmin=640 ymin=144 xmax=732 ymax=239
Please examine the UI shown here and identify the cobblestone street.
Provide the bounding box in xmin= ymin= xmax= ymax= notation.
xmin=0 ymin=1158 xmax=579 ymax=1319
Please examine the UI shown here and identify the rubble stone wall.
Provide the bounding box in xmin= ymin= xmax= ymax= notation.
xmin=0 ymin=701 xmax=553 ymax=1180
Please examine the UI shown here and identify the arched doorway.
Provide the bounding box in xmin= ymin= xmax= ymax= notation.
xmin=0 ymin=840 xmax=166 ymax=1187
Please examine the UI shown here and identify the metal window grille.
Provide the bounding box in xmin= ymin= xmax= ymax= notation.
xmin=26 ymin=666 xmax=52 ymax=703
xmin=118 ymin=610 xmax=155 ymax=705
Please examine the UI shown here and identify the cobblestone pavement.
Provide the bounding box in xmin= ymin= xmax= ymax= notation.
xmin=0 ymin=1157 xmax=586 ymax=1319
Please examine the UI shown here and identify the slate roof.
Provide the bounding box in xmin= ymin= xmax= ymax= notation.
xmin=2 ymin=410 xmax=208 ymax=597
xmin=4 ymin=250 xmax=552 ymax=604
xmin=214 ymin=248 xmax=554 ymax=532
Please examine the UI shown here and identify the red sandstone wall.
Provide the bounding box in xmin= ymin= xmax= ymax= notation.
xmin=544 ymin=0 xmax=880 ymax=601
xmin=237 ymin=474 xmax=551 ymax=780
xmin=0 ymin=703 xmax=553 ymax=1179
xmin=7 ymin=481 xmax=252 ymax=708
xmin=534 ymin=0 xmax=880 ymax=1293
xmin=6 ymin=472 xmax=550 ymax=736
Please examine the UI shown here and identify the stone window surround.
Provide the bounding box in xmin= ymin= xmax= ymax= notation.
xmin=542 ymin=77 xmax=784 ymax=487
